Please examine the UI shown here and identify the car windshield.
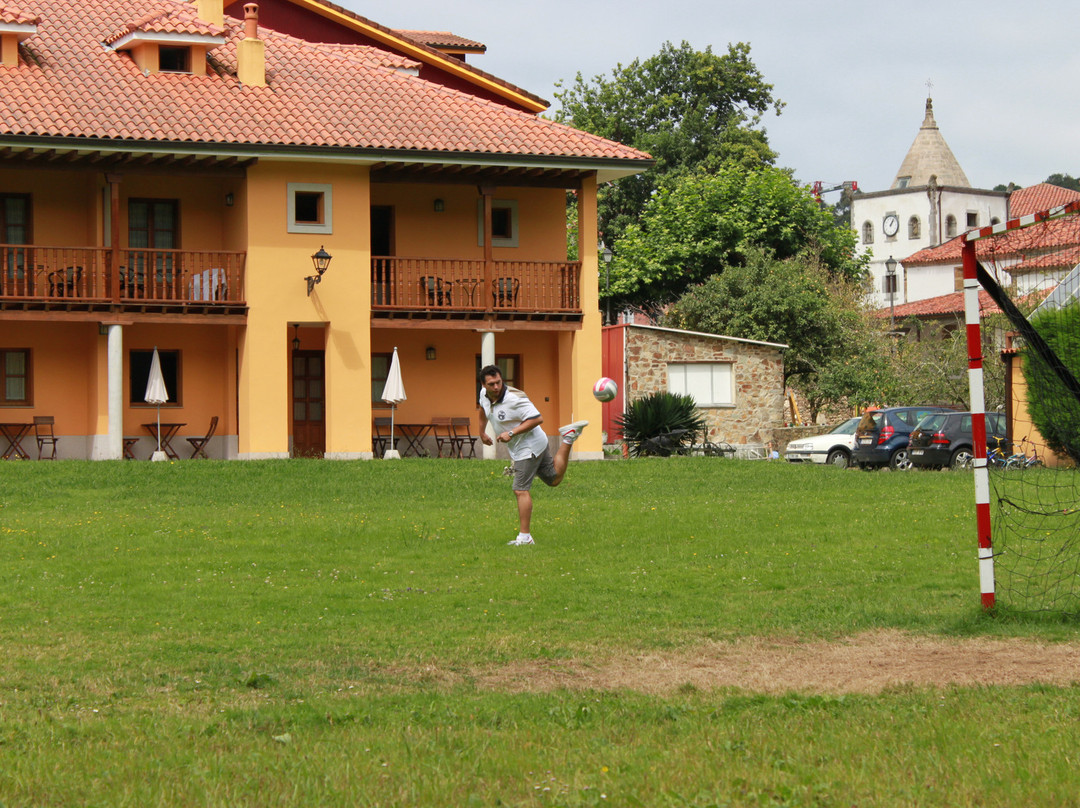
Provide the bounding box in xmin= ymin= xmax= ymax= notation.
xmin=830 ymin=417 xmax=860 ymax=435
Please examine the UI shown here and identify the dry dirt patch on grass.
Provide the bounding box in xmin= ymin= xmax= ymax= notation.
xmin=476 ymin=631 xmax=1080 ymax=695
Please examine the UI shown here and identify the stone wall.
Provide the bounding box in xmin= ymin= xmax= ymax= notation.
xmin=624 ymin=326 xmax=785 ymax=446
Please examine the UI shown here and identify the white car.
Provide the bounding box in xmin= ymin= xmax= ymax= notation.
xmin=784 ymin=417 xmax=860 ymax=468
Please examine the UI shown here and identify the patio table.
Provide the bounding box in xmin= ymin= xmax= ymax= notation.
xmin=395 ymin=423 xmax=434 ymax=457
xmin=143 ymin=422 xmax=186 ymax=460
xmin=0 ymin=422 xmax=32 ymax=459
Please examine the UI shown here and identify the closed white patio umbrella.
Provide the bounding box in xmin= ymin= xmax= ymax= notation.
xmin=380 ymin=346 xmax=406 ymax=460
xmin=144 ymin=346 xmax=169 ymax=461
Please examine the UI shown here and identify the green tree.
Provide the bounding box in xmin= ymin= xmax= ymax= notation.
xmin=554 ymin=41 xmax=782 ymax=244
xmin=881 ymin=319 xmax=1006 ymax=413
xmin=1044 ymin=173 xmax=1080 ymax=192
xmin=607 ymin=165 xmax=864 ymax=311
xmin=1022 ymin=303 xmax=1080 ymax=461
xmin=661 ymin=249 xmax=883 ymax=419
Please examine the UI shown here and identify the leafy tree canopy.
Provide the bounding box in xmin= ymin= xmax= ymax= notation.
xmin=554 ymin=41 xmax=783 ymax=243
xmin=661 ymin=249 xmax=883 ymax=412
xmin=1023 ymin=303 xmax=1080 ymax=461
xmin=1044 ymin=173 xmax=1080 ymax=192
xmin=607 ymin=165 xmax=865 ymax=310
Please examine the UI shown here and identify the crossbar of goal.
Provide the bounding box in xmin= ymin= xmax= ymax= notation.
xmin=960 ymin=198 xmax=1080 ymax=609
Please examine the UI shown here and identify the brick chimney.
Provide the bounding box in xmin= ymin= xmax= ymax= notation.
xmin=195 ymin=0 xmax=223 ymax=28
xmin=237 ymin=3 xmax=265 ymax=86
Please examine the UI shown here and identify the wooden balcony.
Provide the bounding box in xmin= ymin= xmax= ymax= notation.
xmin=371 ymin=256 xmax=581 ymax=323
xmin=0 ymin=245 xmax=246 ymax=315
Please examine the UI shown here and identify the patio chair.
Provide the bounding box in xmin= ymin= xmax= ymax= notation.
xmin=450 ymin=417 xmax=477 ymax=458
xmin=186 ymin=416 xmax=218 ymax=459
xmin=373 ymin=416 xmax=394 ymax=455
xmin=431 ymin=416 xmax=454 ymax=457
xmin=34 ymin=416 xmax=58 ymax=460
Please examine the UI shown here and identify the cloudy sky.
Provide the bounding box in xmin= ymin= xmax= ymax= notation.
xmin=347 ymin=0 xmax=1079 ymax=194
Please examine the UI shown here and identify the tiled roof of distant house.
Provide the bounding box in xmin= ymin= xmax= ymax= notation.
xmin=903 ymin=186 xmax=1080 ymax=270
xmin=879 ymin=290 xmax=1000 ymax=319
xmin=1008 ymin=182 xmax=1080 ymax=217
xmin=0 ymin=0 xmax=652 ymax=166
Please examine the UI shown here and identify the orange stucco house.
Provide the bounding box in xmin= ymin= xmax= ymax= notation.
xmin=0 ymin=0 xmax=651 ymax=459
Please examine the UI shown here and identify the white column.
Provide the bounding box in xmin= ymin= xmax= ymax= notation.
xmin=480 ymin=330 xmax=496 ymax=460
xmin=106 ymin=324 xmax=123 ymax=460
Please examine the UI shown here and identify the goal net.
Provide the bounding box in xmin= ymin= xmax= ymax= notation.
xmin=963 ymin=200 xmax=1080 ymax=614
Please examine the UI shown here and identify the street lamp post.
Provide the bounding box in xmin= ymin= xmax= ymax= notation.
xmin=885 ymin=256 xmax=897 ymax=331
xmin=601 ymin=243 xmax=614 ymax=325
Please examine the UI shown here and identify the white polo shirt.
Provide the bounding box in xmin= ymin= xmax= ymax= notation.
xmin=480 ymin=386 xmax=549 ymax=461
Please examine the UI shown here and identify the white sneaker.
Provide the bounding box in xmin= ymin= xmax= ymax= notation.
xmin=508 ymin=534 xmax=535 ymax=545
xmin=558 ymin=420 xmax=589 ymax=444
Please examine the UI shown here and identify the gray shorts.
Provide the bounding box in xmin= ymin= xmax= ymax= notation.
xmin=512 ymin=449 xmax=557 ymax=491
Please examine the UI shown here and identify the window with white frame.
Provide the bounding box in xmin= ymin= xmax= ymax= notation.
xmin=667 ymin=362 xmax=733 ymax=406
xmin=287 ymin=182 xmax=333 ymax=234
xmin=476 ymin=199 xmax=519 ymax=248
xmin=861 ymin=221 xmax=873 ymax=244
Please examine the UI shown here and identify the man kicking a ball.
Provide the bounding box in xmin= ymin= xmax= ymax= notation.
xmin=478 ymin=364 xmax=587 ymax=546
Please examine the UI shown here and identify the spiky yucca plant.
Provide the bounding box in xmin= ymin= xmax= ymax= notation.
xmin=615 ymin=391 xmax=706 ymax=457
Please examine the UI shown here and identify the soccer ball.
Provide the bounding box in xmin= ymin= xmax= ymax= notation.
xmin=592 ymin=377 xmax=618 ymax=402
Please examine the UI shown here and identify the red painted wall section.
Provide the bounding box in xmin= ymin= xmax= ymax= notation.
xmin=601 ymin=324 xmax=625 ymax=442
xmin=223 ymin=0 xmax=534 ymax=110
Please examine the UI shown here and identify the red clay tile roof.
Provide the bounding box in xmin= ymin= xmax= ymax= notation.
xmin=903 ymin=202 xmax=1080 ymax=270
xmin=104 ymin=4 xmax=224 ymax=43
xmin=0 ymin=0 xmax=651 ymax=166
xmin=318 ymin=41 xmax=418 ymax=71
xmin=0 ymin=4 xmax=39 ymax=25
xmin=1009 ymin=182 xmax=1080 ymax=218
xmin=395 ymin=30 xmax=485 ymax=52
xmin=251 ymin=0 xmax=544 ymax=111
xmin=878 ymin=290 xmax=1000 ymax=319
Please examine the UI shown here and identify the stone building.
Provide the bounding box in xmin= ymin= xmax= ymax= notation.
xmin=600 ymin=324 xmax=786 ymax=449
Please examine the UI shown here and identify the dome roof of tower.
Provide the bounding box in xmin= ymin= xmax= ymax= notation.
xmin=891 ymin=98 xmax=970 ymax=189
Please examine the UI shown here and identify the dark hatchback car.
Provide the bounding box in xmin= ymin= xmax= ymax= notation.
xmin=853 ymin=406 xmax=955 ymax=470
xmin=908 ymin=411 xmax=1007 ymax=470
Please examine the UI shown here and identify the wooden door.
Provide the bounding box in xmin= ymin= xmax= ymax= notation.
xmin=292 ymin=350 xmax=325 ymax=457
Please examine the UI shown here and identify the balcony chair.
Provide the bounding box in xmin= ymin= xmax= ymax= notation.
xmin=48 ymin=266 xmax=83 ymax=297
xmin=420 ymin=275 xmax=451 ymax=306
xmin=492 ymin=277 xmax=520 ymax=307
xmin=186 ymin=416 xmax=218 ymax=459
xmin=33 ymin=416 xmax=58 ymax=460
xmin=190 ymin=268 xmax=228 ymax=301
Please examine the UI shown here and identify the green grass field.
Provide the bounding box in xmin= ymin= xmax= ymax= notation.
xmin=1 ymin=458 xmax=1078 ymax=806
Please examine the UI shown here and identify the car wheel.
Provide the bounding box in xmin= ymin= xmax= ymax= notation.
xmin=889 ymin=448 xmax=912 ymax=471
xmin=826 ymin=448 xmax=850 ymax=468
xmin=950 ymin=447 xmax=974 ymax=470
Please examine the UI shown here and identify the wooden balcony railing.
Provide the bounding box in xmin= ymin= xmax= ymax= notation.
xmin=0 ymin=245 xmax=246 ymax=309
xmin=371 ymin=256 xmax=581 ymax=317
